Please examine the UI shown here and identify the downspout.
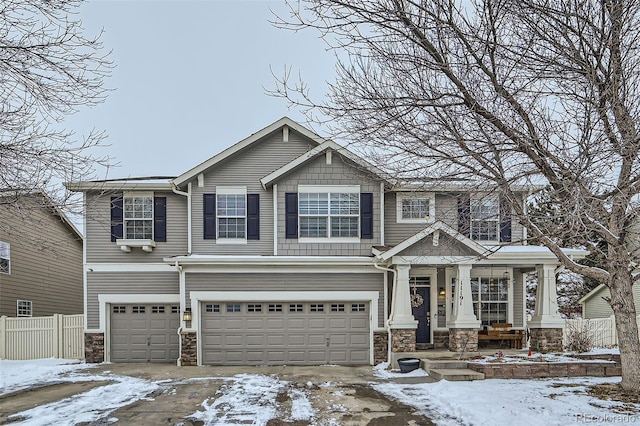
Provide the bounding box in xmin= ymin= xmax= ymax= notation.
xmin=171 ymin=182 xmax=192 ymax=254
xmin=374 ymin=260 xmax=396 ymax=365
xmin=174 ymin=260 xmax=185 ymax=366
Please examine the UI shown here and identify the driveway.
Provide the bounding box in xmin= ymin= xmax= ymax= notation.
xmin=0 ymin=363 xmax=436 ymax=425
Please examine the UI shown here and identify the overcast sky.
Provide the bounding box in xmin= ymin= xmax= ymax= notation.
xmin=69 ymin=0 xmax=334 ymax=180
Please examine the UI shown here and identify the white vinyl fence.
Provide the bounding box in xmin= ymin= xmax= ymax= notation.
xmin=563 ymin=315 xmax=640 ymax=348
xmin=0 ymin=314 xmax=84 ymax=360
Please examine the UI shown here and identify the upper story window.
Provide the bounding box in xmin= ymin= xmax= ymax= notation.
xmin=0 ymin=241 xmax=10 ymax=274
xmin=396 ymin=193 xmax=435 ymax=224
xmin=470 ymin=195 xmax=499 ymax=242
xmin=124 ymin=193 xmax=154 ymax=240
xmin=217 ymin=193 xmax=246 ymax=239
xmin=298 ymin=186 xmax=359 ymax=240
xmin=17 ymin=300 xmax=32 ymax=317
xmin=203 ymin=187 xmax=259 ymax=243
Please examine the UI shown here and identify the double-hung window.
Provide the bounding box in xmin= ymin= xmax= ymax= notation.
xmin=396 ymin=193 xmax=435 ymax=223
xmin=123 ymin=193 xmax=154 ymax=240
xmin=470 ymin=195 xmax=500 ymax=242
xmin=0 ymin=241 xmax=10 ymax=274
xmin=299 ymin=186 xmax=359 ymax=240
xmin=217 ymin=186 xmax=247 ymax=241
xmin=471 ymin=277 xmax=509 ymax=326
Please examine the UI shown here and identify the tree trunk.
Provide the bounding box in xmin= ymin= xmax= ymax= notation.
xmin=609 ymin=262 xmax=640 ymax=391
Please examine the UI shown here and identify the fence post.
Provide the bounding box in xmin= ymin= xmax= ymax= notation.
xmin=0 ymin=316 xmax=6 ymax=359
xmin=53 ymin=314 xmax=61 ymax=358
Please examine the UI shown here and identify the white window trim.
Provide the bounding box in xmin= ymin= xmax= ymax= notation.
xmin=0 ymin=241 xmax=10 ymax=275
xmin=470 ymin=194 xmax=500 ymax=244
xmin=298 ymin=185 xmax=361 ymax=242
xmin=17 ymin=299 xmax=32 ymax=317
xmin=470 ymin=268 xmax=512 ymax=326
xmin=215 ymin=186 xmax=247 ymax=243
xmin=396 ymin=192 xmax=435 ymax=224
xmin=122 ymin=191 xmax=155 ymax=241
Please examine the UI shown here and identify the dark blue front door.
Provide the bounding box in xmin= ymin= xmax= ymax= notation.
xmin=412 ymin=287 xmax=431 ymax=344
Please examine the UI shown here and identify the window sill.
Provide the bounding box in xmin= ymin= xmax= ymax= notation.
xmin=116 ymin=239 xmax=156 ymax=253
xmin=397 ymin=217 xmax=435 ymax=224
xmin=299 ymin=237 xmax=361 ymax=244
xmin=216 ymin=238 xmax=248 ymax=245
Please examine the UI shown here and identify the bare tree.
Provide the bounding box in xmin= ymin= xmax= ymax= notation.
xmin=0 ymin=0 xmax=112 ymax=225
xmin=271 ymin=0 xmax=640 ymax=391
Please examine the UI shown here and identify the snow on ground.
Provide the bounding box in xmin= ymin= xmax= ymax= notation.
xmin=468 ymin=352 xmax=616 ymax=364
xmin=374 ymin=376 xmax=632 ymax=426
xmin=1 ymin=356 xmax=638 ymax=426
xmin=187 ymin=373 xmax=316 ymax=425
xmin=373 ymin=362 xmax=429 ymax=378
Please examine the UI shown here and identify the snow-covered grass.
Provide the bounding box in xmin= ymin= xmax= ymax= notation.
xmin=373 ymin=361 xmax=429 ymax=378
xmin=468 ymin=352 xmax=616 ymax=364
xmin=1 ymin=356 xmax=637 ymax=426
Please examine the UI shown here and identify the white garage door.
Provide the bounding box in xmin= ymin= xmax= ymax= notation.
xmin=201 ymin=301 xmax=370 ymax=365
xmin=110 ymin=304 xmax=180 ymax=363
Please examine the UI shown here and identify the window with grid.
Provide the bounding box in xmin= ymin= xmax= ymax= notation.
xmin=248 ymin=304 xmax=262 ymax=312
xmin=124 ymin=195 xmax=153 ymax=240
xmin=112 ymin=305 xmax=126 ymax=314
xmin=152 ymin=306 xmax=165 ymax=314
xmin=17 ymin=300 xmax=32 ymax=317
xmin=205 ymin=304 xmax=220 ymax=313
xmin=268 ymin=304 xmax=283 ymax=312
xmin=289 ymin=304 xmax=304 ymax=312
xmin=0 ymin=241 xmax=9 ymax=274
xmin=226 ymin=304 xmax=241 ymax=313
xmin=217 ymin=194 xmax=246 ymax=239
xmin=397 ymin=193 xmax=435 ymax=223
xmin=331 ymin=303 xmax=345 ymax=312
xmin=310 ymin=304 xmax=324 ymax=312
xmin=299 ymin=191 xmax=359 ymax=238
xmin=132 ymin=306 xmax=146 ymax=314
xmin=470 ymin=196 xmax=500 ymax=242
xmin=471 ymin=277 xmax=509 ymax=326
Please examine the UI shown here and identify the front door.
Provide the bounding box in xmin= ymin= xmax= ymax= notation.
xmin=411 ymin=287 xmax=431 ymax=344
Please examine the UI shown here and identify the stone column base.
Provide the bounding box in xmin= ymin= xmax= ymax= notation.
xmin=448 ymin=328 xmax=478 ymax=352
xmin=529 ymin=328 xmax=563 ymax=353
xmin=433 ymin=330 xmax=450 ymax=349
xmin=373 ymin=331 xmax=389 ymax=365
xmin=180 ymin=332 xmax=197 ymax=366
xmin=391 ymin=328 xmax=416 ymax=353
xmin=85 ymin=333 xmax=105 ymax=363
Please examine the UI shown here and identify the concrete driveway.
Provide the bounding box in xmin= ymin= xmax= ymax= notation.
xmin=0 ymin=363 xmax=436 ymax=425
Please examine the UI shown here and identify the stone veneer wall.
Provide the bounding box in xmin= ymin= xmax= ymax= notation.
xmin=373 ymin=331 xmax=389 ymax=364
xmin=433 ymin=330 xmax=449 ymax=349
xmin=391 ymin=328 xmax=416 ymax=353
xmin=448 ymin=328 xmax=478 ymax=352
xmin=85 ymin=333 xmax=104 ymax=363
xmin=180 ymin=332 xmax=197 ymax=366
xmin=468 ymin=362 xmax=621 ymax=379
xmin=529 ymin=328 xmax=563 ymax=353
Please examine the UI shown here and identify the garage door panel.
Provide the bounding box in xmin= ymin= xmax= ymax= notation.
xmin=201 ymin=301 xmax=370 ymax=366
xmin=110 ymin=304 xmax=179 ymax=363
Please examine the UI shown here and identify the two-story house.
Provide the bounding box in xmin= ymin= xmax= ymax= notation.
xmin=0 ymin=191 xmax=83 ymax=317
xmin=67 ymin=117 xmax=586 ymax=365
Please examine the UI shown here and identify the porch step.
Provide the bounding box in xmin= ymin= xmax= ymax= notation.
xmin=422 ymin=360 xmax=469 ymax=370
xmin=428 ymin=368 xmax=485 ymax=381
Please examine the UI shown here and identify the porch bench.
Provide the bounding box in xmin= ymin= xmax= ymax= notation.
xmin=477 ymin=323 xmax=524 ymax=349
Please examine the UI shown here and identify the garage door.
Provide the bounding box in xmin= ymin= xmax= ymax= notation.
xmin=201 ymin=301 xmax=370 ymax=365
xmin=110 ymin=304 xmax=180 ymax=362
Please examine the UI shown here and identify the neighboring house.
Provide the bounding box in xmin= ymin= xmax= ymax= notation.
xmin=580 ymin=284 xmax=640 ymax=319
xmin=0 ymin=191 xmax=83 ymax=317
xmin=67 ymin=117 xmax=587 ymax=366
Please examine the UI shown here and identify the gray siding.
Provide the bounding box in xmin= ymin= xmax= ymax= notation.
xmin=185 ymin=272 xmax=385 ymax=328
xmin=277 ymin=155 xmax=383 ymax=256
xmin=191 ymin=130 xmax=313 ymax=255
xmin=395 ymin=234 xmax=482 ymax=257
xmin=0 ymin=194 xmax=83 ymax=316
xmin=513 ymin=269 xmax=524 ymax=328
xmin=583 ymin=285 xmax=640 ymax=319
xmin=86 ymin=271 xmax=179 ymax=328
xmin=85 ymin=191 xmax=188 ymax=263
xmin=384 ymin=192 xmax=525 ymax=246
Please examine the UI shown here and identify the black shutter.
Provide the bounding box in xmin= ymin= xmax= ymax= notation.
xmin=203 ymin=193 xmax=216 ymax=239
xmin=153 ymin=197 xmax=167 ymax=242
xmin=247 ymin=194 xmax=260 ymax=240
xmin=110 ymin=196 xmax=123 ymax=242
xmin=285 ymin=193 xmax=298 ymax=239
xmin=457 ymin=194 xmax=471 ymax=237
xmin=360 ymin=193 xmax=374 ymax=239
xmin=499 ymin=196 xmax=512 ymax=243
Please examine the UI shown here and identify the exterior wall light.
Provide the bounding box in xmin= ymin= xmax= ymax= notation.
xmin=183 ymin=308 xmax=192 ymax=322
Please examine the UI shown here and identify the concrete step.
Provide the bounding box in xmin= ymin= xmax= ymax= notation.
xmin=428 ymin=368 xmax=485 ymax=381
xmin=423 ymin=360 xmax=469 ymax=370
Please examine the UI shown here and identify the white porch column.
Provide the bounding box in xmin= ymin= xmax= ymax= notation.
xmin=448 ymin=264 xmax=481 ymax=329
xmin=388 ymin=264 xmax=418 ymax=329
xmin=529 ymin=264 xmax=564 ymax=328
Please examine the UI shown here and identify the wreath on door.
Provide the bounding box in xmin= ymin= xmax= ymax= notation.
xmin=411 ymin=286 xmax=424 ymax=308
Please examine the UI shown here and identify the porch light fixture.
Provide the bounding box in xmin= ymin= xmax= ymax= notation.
xmin=439 ymin=289 xmax=446 ymax=296
xmin=183 ymin=308 xmax=192 ymax=322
